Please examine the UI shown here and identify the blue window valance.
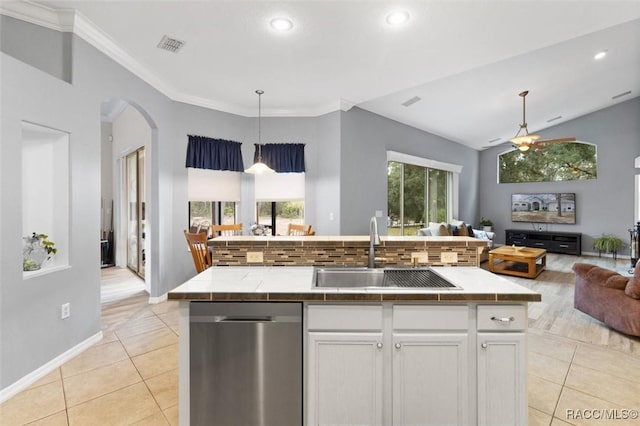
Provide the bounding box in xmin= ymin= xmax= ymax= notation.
xmin=255 ymin=143 xmax=306 ymax=173
xmin=186 ymin=135 xmax=244 ymax=172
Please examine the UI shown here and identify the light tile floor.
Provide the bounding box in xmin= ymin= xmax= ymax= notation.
xmin=2 ymin=259 xmax=640 ymax=425
xmin=0 ymin=288 xmax=179 ymax=426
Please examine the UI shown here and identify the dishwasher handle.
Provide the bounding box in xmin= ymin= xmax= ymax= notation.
xmin=191 ymin=314 xmax=301 ymax=323
xmin=219 ymin=316 xmax=274 ymax=322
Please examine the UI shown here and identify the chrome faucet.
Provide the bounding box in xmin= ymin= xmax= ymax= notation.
xmin=368 ymin=216 xmax=380 ymax=268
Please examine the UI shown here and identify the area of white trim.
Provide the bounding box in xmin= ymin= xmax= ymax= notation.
xmin=0 ymin=1 xmax=74 ymax=32
xmin=23 ymin=264 xmax=72 ymax=280
xmin=149 ymin=293 xmax=168 ymax=304
xmin=387 ymin=150 xmax=463 ymax=174
xmin=635 ymin=156 xmax=640 ymax=168
xmin=0 ymin=331 xmax=103 ymax=404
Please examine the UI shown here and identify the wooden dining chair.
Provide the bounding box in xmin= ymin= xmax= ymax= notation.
xmin=287 ymin=223 xmax=312 ymax=236
xmin=211 ymin=223 xmax=243 ymax=237
xmin=184 ymin=229 xmax=212 ymax=273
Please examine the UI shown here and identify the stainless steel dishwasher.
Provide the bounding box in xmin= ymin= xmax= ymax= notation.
xmin=189 ymin=302 xmax=302 ymax=426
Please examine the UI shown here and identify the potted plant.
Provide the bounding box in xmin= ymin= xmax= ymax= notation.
xmin=479 ymin=217 xmax=493 ymax=232
xmin=23 ymin=232 xmax=57 ymax=271
xmin=593 ymin=235 xmax=623 ymax=259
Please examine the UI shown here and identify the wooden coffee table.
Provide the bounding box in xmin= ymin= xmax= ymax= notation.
xmin=489 ymin=246 xmax=546 ymax=279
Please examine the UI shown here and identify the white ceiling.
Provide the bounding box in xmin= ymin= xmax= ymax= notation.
xmin=6 ymin=1 xmax=640 ymax=150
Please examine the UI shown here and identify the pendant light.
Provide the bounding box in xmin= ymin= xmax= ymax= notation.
xmin=245 ymin=90 xmax=275 ymax=174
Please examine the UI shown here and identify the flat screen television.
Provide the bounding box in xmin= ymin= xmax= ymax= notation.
xmin=511 ymin=193 xmax=576 ymax=224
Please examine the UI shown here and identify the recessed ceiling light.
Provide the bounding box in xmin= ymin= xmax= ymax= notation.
xmin=594 ymin=50 xmax=607 ymax=60
xmin=386 ymin=10 xmax=410 ymax=26
xmin=270 ymin=17 xmax=293 ymax=32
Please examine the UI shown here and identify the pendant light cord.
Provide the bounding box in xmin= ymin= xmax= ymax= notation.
xmin=256 ymin=89 xmax=264 ymax=161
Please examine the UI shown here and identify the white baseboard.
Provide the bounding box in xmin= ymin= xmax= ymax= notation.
xmin=0 ymin=331 xmax=103 ymax=404
xmin=148 ymin=293 xmax=167 ymax=304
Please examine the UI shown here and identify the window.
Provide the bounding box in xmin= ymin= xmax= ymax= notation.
xmin=256 ymin=201 xmax=305 ymax=236
xmin=189 ymin=201 xmax=238 ymax=236
xmin=498 ymin=142 xmax=597 ymax=183
xmin=187 ymin=168 xmax=242 ymax=236
xmin=255 ymin=172 xmax=305 ymax=235
xmin=387 ymin=151 xmax=461 ymax=236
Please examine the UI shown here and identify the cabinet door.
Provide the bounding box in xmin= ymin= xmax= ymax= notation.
xmin=477 ymin=332 xmax=526 ymax=426
xmin=307 ymin=332 xmax=384 ymax=426
xmin=392 ymin=333 xmax=469 ymax=426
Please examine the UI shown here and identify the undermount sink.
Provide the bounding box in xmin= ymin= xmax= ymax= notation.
xmin=313 ymin=267 xmax=460 ymax=289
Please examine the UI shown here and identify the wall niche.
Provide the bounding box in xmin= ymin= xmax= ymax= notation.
xmin=22 ymin=121 xmax=70 ymax=276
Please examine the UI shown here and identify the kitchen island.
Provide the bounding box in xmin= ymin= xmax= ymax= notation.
xmin=170 ymin=264 xmax=540 ymax=426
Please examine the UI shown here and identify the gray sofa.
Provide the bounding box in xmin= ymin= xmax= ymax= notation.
xmin=418 ymin=222 xmax=495 ymax=262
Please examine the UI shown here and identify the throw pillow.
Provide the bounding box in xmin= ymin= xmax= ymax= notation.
xmin=625 ymin=278 xmax=640 ymax=299
xmin=428 ymin=222 xmax=451 ymax=236
xmin=450 ymin=219 xmax=465 ymax=228
xmin=438 ymin=224 xmax=451 ymax=236
xmin=450 ymin=225 xmax=459 ymax=235
xmin=457 ymin=225 xmax=469 ymax=237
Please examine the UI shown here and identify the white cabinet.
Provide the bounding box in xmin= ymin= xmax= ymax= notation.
xmin=306 ymin=305 xmax=384 ymax=426
xmin=307 ymin=304 xmax=470 ymax=426
xmin=392 ymin=333 xmax=469 ymax=426
xmin=306 ymin=303 xmax=528 ymax=426
xmin=477 ymin=305 xmax=527 ymax=426
xmin=307 ymin=332 xmax=384 ymax=426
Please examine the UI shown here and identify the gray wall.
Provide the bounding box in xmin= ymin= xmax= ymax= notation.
xmin=0 ymin=15 xmax=72 ymax=83
xmin=340 ymin=107 xmax=480 ymax=234
xmin=479 ymin=97 xmax=640 ymax=252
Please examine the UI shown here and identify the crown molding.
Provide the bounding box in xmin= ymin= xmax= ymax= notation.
xmin=0 ymin=1 xmax=74 ymax=31
xmin=3 ymin=3 xmax=349 ymax=118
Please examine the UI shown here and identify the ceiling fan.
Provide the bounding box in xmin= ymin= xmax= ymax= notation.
xmin=509 ymin=90 xmax=576 ymax=152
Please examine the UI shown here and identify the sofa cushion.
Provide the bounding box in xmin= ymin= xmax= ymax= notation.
xmin=586 ymin=265 xmax=620 ymax=286
xmin=606 ymin=275 xmax=630 ymax=290
xmin=625 ymin=278 xmax=640 ymax=299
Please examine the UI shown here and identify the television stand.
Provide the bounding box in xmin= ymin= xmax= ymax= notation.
xmin=505 ymin=229 xmax=582 ymax=256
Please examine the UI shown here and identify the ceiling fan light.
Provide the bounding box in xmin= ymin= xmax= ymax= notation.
xmin=517 ymin=144 xmax=531 ymax=152
xmin=510 ymin=133 xmax=540 ymax=145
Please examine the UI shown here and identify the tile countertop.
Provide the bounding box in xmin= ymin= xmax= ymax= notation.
xmin=168 ymin=266 xmax=542 ymax=302
xmin=209 ymin=235 xmax=481 ymax=243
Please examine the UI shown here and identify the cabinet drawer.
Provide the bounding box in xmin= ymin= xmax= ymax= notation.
xmin=307 ymin=305 xmax=383 ymax=331
xmin=393 ymin=305 xmax=468 ymax=331
xmin=477 ymin=305 xmax=526 ymax=331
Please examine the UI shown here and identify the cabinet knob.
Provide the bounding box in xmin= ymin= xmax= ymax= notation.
xmin=481 ymin=343 xmax=487 ymax=349
xmin=395 ymin=343 xmax=402 ymax=349
xmin=376 ymin=342 xmax=383 ymax=349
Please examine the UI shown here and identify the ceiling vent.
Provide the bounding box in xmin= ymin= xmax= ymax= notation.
xmin=488 ymin=138 xmax=501 ymax=144
xmin=612 ymin=90 xmax=631 ymax=100
xmin=401 ymin=96 xmax=422 ymax=107
xmin=157 ymin=35 xmax=186 ymax=53
xmin=546 ymin=115 xmax=562 ymax=123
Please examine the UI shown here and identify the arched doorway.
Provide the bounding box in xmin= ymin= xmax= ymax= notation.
xmin=100 ymin=99 xmax=156 ymax=302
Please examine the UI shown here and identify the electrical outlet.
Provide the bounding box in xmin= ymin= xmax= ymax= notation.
xmin=246 ymin=252 xmax=263 ymax=263
xmin=441 ymin=252 xmax=458 ymax=263
xmin=61 ymin=303 xmax=70 ymax=319
xmin=411 ymin=252 xmax=429 ymax=263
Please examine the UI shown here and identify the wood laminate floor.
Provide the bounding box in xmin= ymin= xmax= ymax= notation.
xmin=1 ymin=255 xmax=639 ymax=425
